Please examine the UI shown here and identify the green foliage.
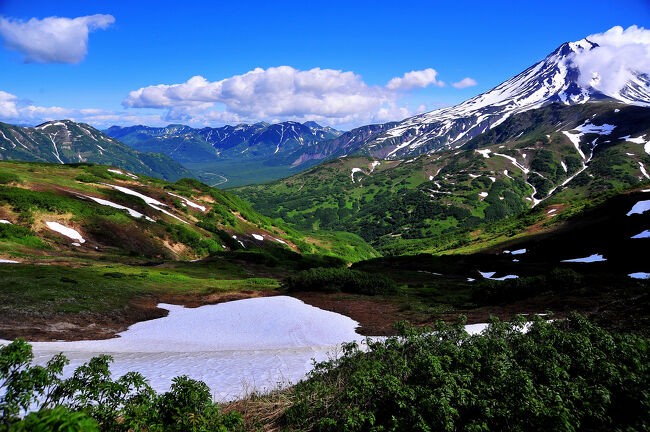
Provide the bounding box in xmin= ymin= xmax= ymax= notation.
xmin=284 ymin=315 xmax=650 ymax=431
xmin=472 ymin=268 xmax=583 ymax=304
xmin=0 ymin=339 xmax=244 ymax=432
xmin=0 ymin=171 xmax=20 ymax=185
xmin=283 ymin=267 xmax=399 ymax=295
xmin=0 ymin=224 xmax=47 ymax=248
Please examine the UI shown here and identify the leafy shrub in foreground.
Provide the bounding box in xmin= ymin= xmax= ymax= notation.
xmin=282 ymin=267 xmax=399 ymax=295
xmin=0 ymin=340 xmax=244 ymax=432
xmin=284 ymin=315 xmax=650 ymax=431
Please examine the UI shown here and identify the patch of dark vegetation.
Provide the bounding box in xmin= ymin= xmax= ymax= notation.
xmin=283 ymin=267 xmax=399 ymax=295
xmin=283 ymin=315 xmax=650 ymax=431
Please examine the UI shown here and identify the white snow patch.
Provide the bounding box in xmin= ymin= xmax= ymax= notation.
xmin=479 ymin=270 xmax=518 ymax=281
xmin=561 ymin=161 xmax=567 ymax=172
xmin=252 ymin=234 xmax=264 ymax=241
xmin=476 ymin=149 xmax=491 ymax=158
xmin=639 ymin=162 xmax=650 ymax=180
xmin=0 ymin=259 xmax=19 ymax=263
xmin=627 ymin=200 xmax=650 ymax=216
xmin=81 ymin=195 xmax=154 ymax=221
xmin=619 ymin=135 xmax=646 ymax=144
xmin=629 ymin=272 xmax=650 ymax=280
xmin=510 ymin=248 xmax=527 ymax=255
xmin=631 ymin=230 xmax=650 ymax=239
xmin=0 ymin=220 xmax=11 ymax=224
xmin=232 ymin=235 xmax=245 ymax=248
xmin=108 ymin=169 xmax=138 ymax=179
xmin=167 ymin=192 xmax=206 ymax=212
xmin=561 ymin=254 xmax=606 ymax=263
xmin=350 ymin=168 xmax=363 ymax=183
xmin=103 ymin=184 xmax=187 ymax=224
xmin=479 ymin=191 xmax=488 ymax=198
xmin=547 ymin=209 xmax=557 ymax=214
xmin=46 ymin=221 xmax=85 ymax=244
xmin=14 ymin=297 xmax=368 ymax=398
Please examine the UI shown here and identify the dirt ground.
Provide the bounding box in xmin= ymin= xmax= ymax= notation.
xmin=3 ymin=286 xmax=646 ymax=342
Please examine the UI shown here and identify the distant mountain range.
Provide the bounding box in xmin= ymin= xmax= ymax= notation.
xmin=0 ymin=120 xmax=193 ymax=181
xmin=101 ymin=38 xmax=650 ymax=186
xmin=234 ymin=101 xmax=650 ymax=254
xmin=104 ymin=121 xmax=342 ymax=186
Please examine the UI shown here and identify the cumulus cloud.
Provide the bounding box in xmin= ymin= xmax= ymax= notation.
xmin=123 ymin=66 xmax=447 ymax=128
xmin=385 ymin=68 xmax=444 ymax=90
xmin=452 ymin=77 xmax=478 ymax=89
xmin=0 ymin=14 xmax=114 ymax=63
xmin=570 ymin=25 xmax=650 ymax=96
xmin=0 ymin=90 xmax=161 ymax=127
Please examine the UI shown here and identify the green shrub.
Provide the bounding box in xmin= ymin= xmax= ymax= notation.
xmin=282 ymin=267 xmax=399 ymax=295
xmin=284 ymin=315 xmax=650 ymax=431
xmin=0 ymin=171 xmax=20 ymax=185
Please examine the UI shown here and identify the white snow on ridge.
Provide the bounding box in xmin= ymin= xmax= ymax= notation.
xmin=45 ymin=221 xmax=85 ymax=244
xmin=476 ymin=149 xmax=491 ymax=158
xmin=631 ymin=230 xmax=650 ymax=239
xmin=479 ymin=270 xmax=519 ymax=281
xmin=103 ymin=184 xmax=188 ymax=224
xmin=81 ymin=195 xmax=154 ymax=221
xmin=108 ymin=169 xmax=138 ymax=179
xmin=620 ymin=135 xmax=646 ymax=144
xmin=167 ymin=192 xmax=207 ymax=212
xmin=627 ymin=200 xmax=650 ymax=216
xmin=639 ymin=162 xmax=650 ymax=180
xmin=351 ymin=167 xmax=363 ymax=183
xmin=561 ymin=254 xmax=606 ymax=263
xmin=562 ymin=122 xmax=615 ymax=160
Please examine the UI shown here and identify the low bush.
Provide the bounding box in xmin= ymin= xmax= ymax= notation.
xmin=283 ymin=315 xmax=650 ymax=431
xmin=282 ymin=267 xmax=399 ymax=295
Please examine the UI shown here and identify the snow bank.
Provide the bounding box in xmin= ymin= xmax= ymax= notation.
xmin=108 ymin=169 xmax=138 ymax=179
xmin=632 ymin=230 xmax=650 ymax=239
xmin=82 ymin=195 xmax=154 ymax=221
xmin=103 ymin=184 xmax=187 ymax=224
xmin=167 ymin=192 xmax=206 ymax=212
xmin=0 ymin=220 xmax=11 ymax=224
xmin=18 ymin=297 xmax=366 ymax=399
xmin=626 ymin=200 xmax=650 ymax=216
xmin=629 ymin=272 xmax=650 ymax=280
xmin=0 ymin=259 xmax=19 ymax=263
xmin=561 ymin=254 xmax=606 ymax=263
xmin=479 ymin=271 xmax=519 ymax=281
xmin=45 ymin=222 xmax=85 ymax=244
xmin=476 ymin=149 xmax=491 ymax=158
xmin=252 ymin=234 xmax=264 ymax=241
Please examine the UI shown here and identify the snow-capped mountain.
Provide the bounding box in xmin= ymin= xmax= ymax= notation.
xmin=338 ymin=39 xmax=650 ymax=159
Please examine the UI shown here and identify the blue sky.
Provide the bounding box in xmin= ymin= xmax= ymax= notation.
xmin=0 ymin=0 xmax=648 ymax=129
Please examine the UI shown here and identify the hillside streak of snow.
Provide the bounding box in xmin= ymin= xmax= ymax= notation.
xmin=631 ymin=230 xmax=650 ymax=239
xmin=82 ymin=195 xmax=154 ymax=221
xmin=45 ymin=222 xmax=85 ymax=244
xmin=167 ymin=192 xmax=207 ymax=212
xmin=103 ymin=184 xmax=188 ymax=224
xmin=561 ymin=254 xmax=606 ymax=263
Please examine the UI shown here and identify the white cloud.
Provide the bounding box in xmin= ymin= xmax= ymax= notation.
xmin=385 ymin=68 xmax=444 ymax=90
xmin=0 ymin=90 xmax=161 ymax=128
xmin=452 ymin=77 xmax=478 ymax=89
xmin=0 ymin=91 xmax=19 ymax=118
xmin=570 ymin=25 xmax=650 ymax=96
xmin=0 ymin=14 xmax=114 ymax=63
xmin=123 ymin=66 xmax=444 ymax=128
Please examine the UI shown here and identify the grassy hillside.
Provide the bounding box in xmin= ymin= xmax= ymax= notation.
xmin=233 ymin=102 xmax=650 ymax=254
xmin=0 ymin=160 xmax=376 ymax=340
xmin=0 ymin=120 xmax=194 ymax=181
